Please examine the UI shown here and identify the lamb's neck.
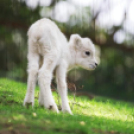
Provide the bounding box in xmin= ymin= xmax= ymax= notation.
xmin=67 ymin=44 xmax=78 ymax=70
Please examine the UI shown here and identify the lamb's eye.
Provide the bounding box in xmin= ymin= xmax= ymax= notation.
xmin=85 ymin=51 xmax=90 ymax=56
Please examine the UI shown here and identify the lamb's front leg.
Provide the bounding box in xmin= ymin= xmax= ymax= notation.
xmin=56 ymin=65 xmax=72 ymax=114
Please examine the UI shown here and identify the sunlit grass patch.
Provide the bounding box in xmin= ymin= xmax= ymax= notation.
xmin=0 ymin=78 xmax=134 ymax=134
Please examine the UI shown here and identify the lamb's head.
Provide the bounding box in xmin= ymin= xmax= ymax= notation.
xmin=69 ymin=34 xmax=98 ymax=70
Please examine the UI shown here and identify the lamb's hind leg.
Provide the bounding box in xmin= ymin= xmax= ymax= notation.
xmin=56 ymin=64 xmax=72 ymax=114
xmin=38 ymin=53 xmax=59 ymax=113
xmin=24 ymin=52 xmax=39 ymax=107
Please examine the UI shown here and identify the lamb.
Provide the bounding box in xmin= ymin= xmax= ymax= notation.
xmin=23 ymin=18 xmax=98 ymax=114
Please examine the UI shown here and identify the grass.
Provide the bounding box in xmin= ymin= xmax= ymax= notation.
xmin=0 ymin=78 xmax=134 ymax=134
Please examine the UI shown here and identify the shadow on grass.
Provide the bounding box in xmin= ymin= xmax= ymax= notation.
xmin=0 ymin=91 xmax=19 ymax=105
xmin=0 ymin=110 xmax=133 ymax=134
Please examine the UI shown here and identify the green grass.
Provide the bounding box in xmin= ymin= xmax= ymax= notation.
xmin=0 ymin=78 xmax=134 ymax=134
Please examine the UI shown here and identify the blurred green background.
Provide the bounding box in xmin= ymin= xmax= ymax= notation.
xmin=1 ymin=0 xmax=134 ymax=101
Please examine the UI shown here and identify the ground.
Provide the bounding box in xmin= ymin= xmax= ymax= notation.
xmin=0 ymin=78 xmax=134 ymax=134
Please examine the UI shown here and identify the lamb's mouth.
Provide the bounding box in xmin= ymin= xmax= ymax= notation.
xmin=89 ymin=64 xmax=96 ymax=70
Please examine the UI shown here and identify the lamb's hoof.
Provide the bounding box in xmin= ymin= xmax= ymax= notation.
xmin=62 ymin=109 xmax=73 ymax=115
xmin=58 ymin=105 xmax=62 ymax=111
xmin=39 ymin=101 xmax=44 ymax=107
xmin=39 ymin=101 xmax=59 ymax=113
xmin=23 ymin=102 xmax=33 ymax=108
xmin=46 ymin=105 xmax=59 ymax=113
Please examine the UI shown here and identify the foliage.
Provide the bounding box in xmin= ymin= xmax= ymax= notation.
xmin=0 ymin=0 xmax=40 ymax=80
xmin=0 ymin=78 xmax=134 ymax=134
xmin=73 ymin=48 xmax=134 ymax=102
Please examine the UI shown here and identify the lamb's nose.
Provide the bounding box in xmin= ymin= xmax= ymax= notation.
xmin=95 ymin=63 xmax=98 ymax=66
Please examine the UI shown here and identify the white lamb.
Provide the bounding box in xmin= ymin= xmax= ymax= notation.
xmin=23 ymin=18 xmax=98 ymax=114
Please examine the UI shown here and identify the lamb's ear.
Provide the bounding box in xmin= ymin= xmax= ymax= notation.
xmin=70 ymin=34 xmax=82 ymax=49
